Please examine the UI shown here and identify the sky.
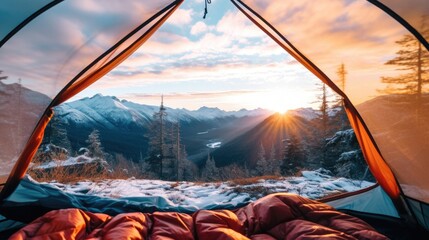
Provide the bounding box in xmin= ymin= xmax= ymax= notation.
xmin=70 ymin=0 xmax=321 ymax=112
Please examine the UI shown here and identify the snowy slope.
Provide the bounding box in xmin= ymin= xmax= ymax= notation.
xmin=47 ymin=168 xmax=373 ymax=210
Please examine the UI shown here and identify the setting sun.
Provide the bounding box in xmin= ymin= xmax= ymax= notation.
xmin=262 ymin=90 xmax=297 ymax=114
xmin=237 ymin=89 xmax=315 ymax=114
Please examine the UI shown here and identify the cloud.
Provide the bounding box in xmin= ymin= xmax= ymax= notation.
xmin=167 ymin=8 xmax=194 ymax=26
xmin=99 ymin=55 xmax=313 ymax=93
xmin=120 ymin=90 xmax=272 ymax=110
xmin=137 ymin=31 xmax=194 ymax=55
xmin=191 ymin=21 xmax=209 ymax=35
xmin=216 ymin=11 xmax=265 ymax=39
xmin=124 ymin=90 xmax=259 ymax=99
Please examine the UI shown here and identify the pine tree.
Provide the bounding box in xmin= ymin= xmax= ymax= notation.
xmin=314 ymin=82 xmax=331 ymax=167
xmin=319 ymin=83 xmax=329 ymax=138
xmin=255 ymin=143 xmax=268 ymax=176
xmin=86 ymin=129 xmax=104 ymax=159
xmin=144 ymin=96 xmax=168 ymax=179
xmin=171 ymin=122 xmax=193 ymax=181
xmin=379 ymin=16 xmax=429 ymax=98
xmin=46 ymin=116 xmax=72 ymax=152
xmin=173 ymin=122 xmax=181 ymax=180
xmin=269 ymin=144 xmax=281 ymax=176
xmin=201 ymin=153 xmax=219 ymax=181
xmin=281 ymin=135 xmax=305 ymax=175
xmin=177 ymin=147 xmax=194 ymax=181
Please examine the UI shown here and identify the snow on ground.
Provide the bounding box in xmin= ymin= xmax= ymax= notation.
xmin=206 ymin=142 xmax=221 ymax=148
xmin=48 ymin=169 xmax=374 ymax=210
xmin=32 ymin=155 xmax=95 ymax=169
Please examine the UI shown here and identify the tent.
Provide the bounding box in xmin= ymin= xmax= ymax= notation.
xmin=1 ymin=0 xmax=428 ymax=238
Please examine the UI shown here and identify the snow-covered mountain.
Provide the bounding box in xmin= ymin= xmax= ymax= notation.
xmin=55 ymin=94 xmax=271 ymax=128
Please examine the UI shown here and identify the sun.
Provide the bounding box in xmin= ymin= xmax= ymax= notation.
xmin=253 ymin=90 xmax=303 ymax=114
xmin=270 ymin=102 xmax=292 ymax=114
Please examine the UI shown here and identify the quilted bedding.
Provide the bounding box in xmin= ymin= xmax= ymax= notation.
xmin=9 ymin=193 xmax=388 ymax=240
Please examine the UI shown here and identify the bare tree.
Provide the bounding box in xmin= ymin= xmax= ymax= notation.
xmin=336 ymin=63 xmax=347 ymax=93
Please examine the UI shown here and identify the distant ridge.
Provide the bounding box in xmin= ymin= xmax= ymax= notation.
xmin=57 ymin=94 xmax=272 ymax=128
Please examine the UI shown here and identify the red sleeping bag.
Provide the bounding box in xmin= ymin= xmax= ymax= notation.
xmin=9 ymin=193 xmax=388 ymax=239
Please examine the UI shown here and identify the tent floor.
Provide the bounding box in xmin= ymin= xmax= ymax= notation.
xmin=341 ymin=209 xmax=429 ymax=239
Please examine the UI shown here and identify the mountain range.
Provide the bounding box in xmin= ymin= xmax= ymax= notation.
xmin=50 ymin=94 xmax=322 ymax=165
xmin=56 ymin=94 xmax=271 ymax=127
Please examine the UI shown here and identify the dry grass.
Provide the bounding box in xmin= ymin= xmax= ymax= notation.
xmin=29 ymin=161 xmax=108 ymax=183
xmin=228 ymin=175 xmax=282 ymax=186
xmin=231 ymin=185 xmax=272 ymax=199
xmin=29 ymin=151 xmax=146 ymax=183
xmin=107 ymin=154 xmax=142 ymax=180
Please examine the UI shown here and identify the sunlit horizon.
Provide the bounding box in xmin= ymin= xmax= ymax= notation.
xmin=77 ymin=91 xmax=320 ymax=113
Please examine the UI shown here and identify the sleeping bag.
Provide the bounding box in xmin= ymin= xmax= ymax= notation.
xmin=9 ymin=193 xmax=388 ymax=239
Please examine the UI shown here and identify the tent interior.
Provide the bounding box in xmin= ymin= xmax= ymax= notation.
xmin=1 ymin=0 xmax=429 ymax=239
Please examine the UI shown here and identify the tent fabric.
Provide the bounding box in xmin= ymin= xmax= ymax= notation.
xmin=0 ymin=0 xmax=60 ymax=47
xmin=0 ymin=0 xmax=183 ymax=197
xmin=375 ymin=0 xmax=429 ymax=46
xmin=406 ymin=197 xmax=429 ymax=230
xmin=343 ymin=103 xmax=400 ymax=201
xmin=0 ymin=111 xmax=52 ymax=200
xmin=234 ymin=0 xmax=429 ymax=205
xmin=326 ymin=185 xmax=399 ymax=218
xmin=8 ymin=193 xmax=388 ymax=240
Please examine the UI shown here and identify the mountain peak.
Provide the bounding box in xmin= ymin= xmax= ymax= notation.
xmin=90 ymin=94 xmax=120 ymax=101
xmin=91 ymin=93 xmax=104 ymax=99
xmin=60 ymin=94 xmax=273 ymax=125
xmin=198 ymin=106 xmax=221 ymax=111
